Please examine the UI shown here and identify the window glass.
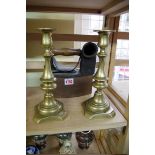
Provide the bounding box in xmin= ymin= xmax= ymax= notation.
xmin=79 ymin=14 xmax=104 ymax=35
xmin=112 ymin=66 xmax=129 ymax=102
xmin=113 ymin=66 xmax=129 ymax=81
xmin=115 ymin=39 xmax=129 ymax=59
xmin=74 ymin=14 xmax=104 ymax=49
xmin=110 ymin=13 xmax=129 ymax=102
xmin=118 ymin=13 xmax=129 ymax=32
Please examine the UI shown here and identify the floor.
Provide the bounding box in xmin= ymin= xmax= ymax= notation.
xmin=112 ymin=80 xmax=129 ymax=102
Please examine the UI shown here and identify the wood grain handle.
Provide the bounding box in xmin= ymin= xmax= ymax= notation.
xmin=53 ymin=48 xmax=81 ymax=56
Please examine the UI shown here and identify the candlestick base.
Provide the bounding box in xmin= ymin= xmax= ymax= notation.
xmin=33 ymin=100 xmax=67 ymax=124
xmin=82 ymin=94 xmax=115 ymax=119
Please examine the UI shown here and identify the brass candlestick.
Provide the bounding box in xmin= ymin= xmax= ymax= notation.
xmin=33 ymin=28 xmax=67 ymax=123
xmin=82 ymin=29 xmax=115 ymax=119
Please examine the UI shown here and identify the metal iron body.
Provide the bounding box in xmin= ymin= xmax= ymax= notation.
xmin=82 ymin=29 xmax=116 ymax=119
xmin=33 ymin=28 xmax=67 ymax=123
xmin=49 ymin=42 xmax=98 ymax=98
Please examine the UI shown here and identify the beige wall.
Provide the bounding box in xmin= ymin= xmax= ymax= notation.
xmin=26 ymin=19 xmax=74 ymax=58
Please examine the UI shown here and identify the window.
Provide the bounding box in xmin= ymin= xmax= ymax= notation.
xmin=75 ymin=14 xmax=104 ymax=35
xmin=113 ymin=66 xmax=129 ymax=81
xmin=74 ymin=14 xmax=104 ymax=48
xmin=118 ymin=13 xmax=129 ymax=32
xmin=115 ymin=39 xmax=129 ymax=60
xmin=108 ymin=14 xmax=129 ymax=103
xmin=74 ymin=14 xmax=104 ymax=62
xmin=81 ymin=14 xmax=104 ymax=35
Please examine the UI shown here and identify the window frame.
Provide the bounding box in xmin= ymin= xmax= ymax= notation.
xmin=105 ymin=14 xmax=129 ymax=107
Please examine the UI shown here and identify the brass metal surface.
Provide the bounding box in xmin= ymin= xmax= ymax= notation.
xmin=33 ymin=28 xmax=67 ymax=123
xmin=83 ymin=28 xmax=116 ymax=119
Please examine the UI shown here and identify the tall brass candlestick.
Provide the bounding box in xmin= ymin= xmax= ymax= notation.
xmin=34 ymin=28 xmax=67 ymax=123
xmin=82 ymin=29 xmax=115 ymax=119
